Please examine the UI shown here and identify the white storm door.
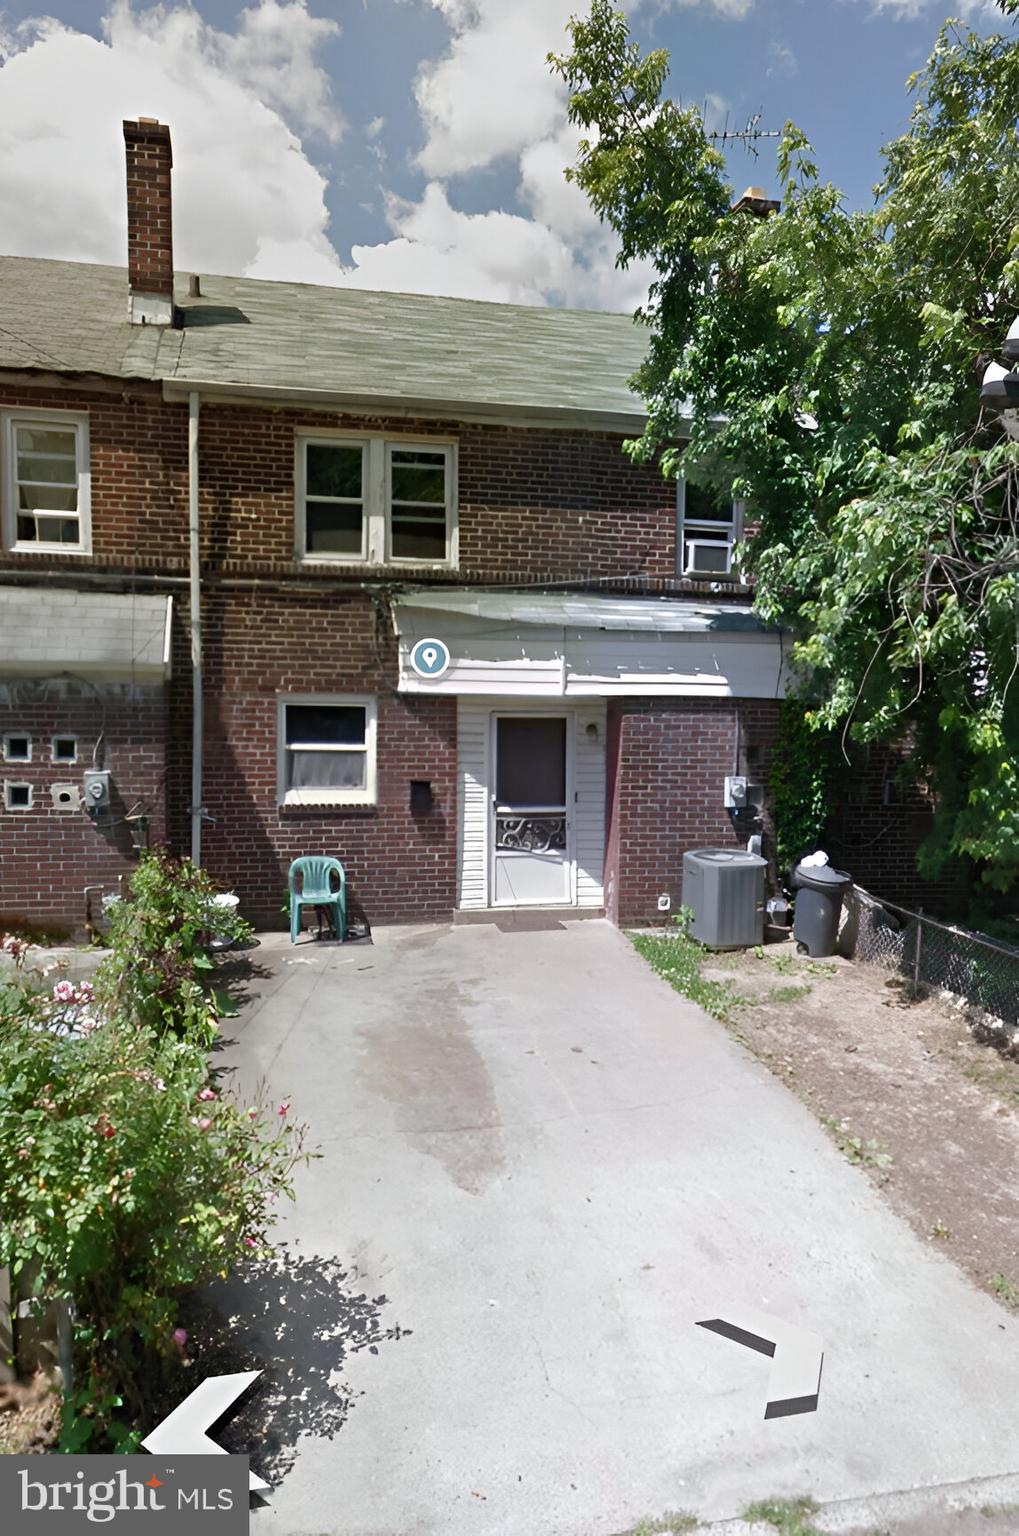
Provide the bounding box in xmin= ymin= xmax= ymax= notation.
xmin=491 ymin=714 xmax=572 ymax=906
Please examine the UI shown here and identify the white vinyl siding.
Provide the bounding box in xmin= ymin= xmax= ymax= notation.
xmin=2 ymin=410 xmax=91 ymax=555
xmin=457 ymin=700 xmax=490 ymax=908
xmin=573 ymin=707 xmax=606 ymax=909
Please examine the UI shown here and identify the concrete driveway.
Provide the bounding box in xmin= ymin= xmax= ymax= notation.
xmin=218 ymin=920 xmax=1019 ymax=1535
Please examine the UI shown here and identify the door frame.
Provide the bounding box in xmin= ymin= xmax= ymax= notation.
xmin=488 ymin=708 xmax=576 ymax=907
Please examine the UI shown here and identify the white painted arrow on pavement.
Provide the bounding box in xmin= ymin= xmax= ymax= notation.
xmin=141 ymin=1370 xmax=270 ymax=1492
xmin=696 ymin=1308 xmax=823 ymax=1418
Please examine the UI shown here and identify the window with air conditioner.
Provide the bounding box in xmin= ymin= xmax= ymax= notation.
xmin=677 ymin=478 xmax=743 ymax=577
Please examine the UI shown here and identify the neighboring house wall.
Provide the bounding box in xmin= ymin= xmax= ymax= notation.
xmin=603 ymin=698 xmax=782 ymax=926
xmin=0 ymin=678 xmax=168 ymax=936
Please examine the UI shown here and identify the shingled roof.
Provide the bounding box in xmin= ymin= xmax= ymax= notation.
xmin=0 ymin=255 xmax=651 ymax=428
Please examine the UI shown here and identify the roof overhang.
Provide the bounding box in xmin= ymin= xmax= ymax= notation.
xmin=161 ymin=379 xmax=652 ymax=435
xmin=0 ymin=588 xmax=173 ymax=681
xmin=392 ymin=588 xmax=789 ymax=699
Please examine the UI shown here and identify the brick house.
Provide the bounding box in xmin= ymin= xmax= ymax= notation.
xmin=0 ymin=119 xmax=929 ymax=938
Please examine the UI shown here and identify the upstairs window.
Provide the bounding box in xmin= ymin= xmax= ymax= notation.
xmin=2 ymin=411 xmax=91 ymax=554
xmin=677 ymin=478 xmax=743 ymax=577
xmin=296 ymin=435 xmax=456 ymax=567
xmin=277 ymin=695 xmax=377 ymax=807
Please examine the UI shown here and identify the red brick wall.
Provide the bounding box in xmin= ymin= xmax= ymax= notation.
xmin=604 ymin=698 xmax=782 ymax=925
xmin=0 ymin=679 xmax=168 ymax=937
xmin=0 ymin=385 xmax=676 ymax=586
xmin=823 ymin=742 xmax=967 ymax=912
xmin=168 ymin=590 xmax=457 ymax=928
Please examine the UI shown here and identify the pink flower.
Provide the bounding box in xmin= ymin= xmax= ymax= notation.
xmin=196 ymin=1116 xmax=212 ymax=1132
xmin=196 ymin=1087 xmax=217 ymax=1103
xmin=172 ymin=1328 xmax=188 ymax=1349
xmin=247 ymin=1107 xmax=259 ymax=1120
xmin=243 ymin=1236 xmax=257 ymax=1249
xmin=52 ymin=980 xmax=75 ymax=1003
xmin=277 ymin=1100 xmax=291 ymax=1118
xmin=77 ymin=981 xmax=95 ymax=1003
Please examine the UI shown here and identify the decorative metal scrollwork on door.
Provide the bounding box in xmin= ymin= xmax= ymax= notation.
xmin=495 ymin=815 xmax=566 ymax=852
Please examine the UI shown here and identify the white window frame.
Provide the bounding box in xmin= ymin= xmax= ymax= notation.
xmin=50 ymin=735 xmax=78 ymax=765
xmin=2 ymin=732 xmax=32 ymax=762
xmin=277 ymin=693 xmax=378 ymax=808
xmin=294 ymin=430 xmax=458 ymax=569
xmin=3 ymin=781 xmax=33 ymax=811
xmin=676 ymin=476 xmax=744 ymax=577
xmin=1 ymin=409 xmax=91 ymax=555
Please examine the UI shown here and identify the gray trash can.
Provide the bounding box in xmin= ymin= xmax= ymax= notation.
xmin=790 ymin=863 xmax=853 ymax=957
xmin=682 ymin=848 xmax=767 ymax=949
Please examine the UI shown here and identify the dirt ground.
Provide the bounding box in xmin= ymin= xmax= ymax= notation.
xmin=700 ymin=937 xmax=1019 ymax=1316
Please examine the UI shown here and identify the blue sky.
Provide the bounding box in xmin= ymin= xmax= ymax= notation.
xmin=0 ymin=0 xmax=1006 ymax=308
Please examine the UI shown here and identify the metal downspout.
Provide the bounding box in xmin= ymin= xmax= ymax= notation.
xmin=188 ymin=391 xmax=203 ymax=865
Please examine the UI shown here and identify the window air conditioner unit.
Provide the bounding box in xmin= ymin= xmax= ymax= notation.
xmin=685 ymin=539 xmax=732 ymax=575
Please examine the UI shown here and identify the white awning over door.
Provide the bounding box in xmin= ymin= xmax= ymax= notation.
xmin=394 ymin=589 xmax=789 ymax=699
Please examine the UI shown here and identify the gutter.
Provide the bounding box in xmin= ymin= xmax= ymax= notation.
xmin=161 ymin=378 xmax=653 ymax=437
xmin=188 ymin=390 xmax=203 ymax=866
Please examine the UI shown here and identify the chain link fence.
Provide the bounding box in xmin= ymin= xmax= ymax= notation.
xmin=844 ymin=888 xmax=1019 ymax=1029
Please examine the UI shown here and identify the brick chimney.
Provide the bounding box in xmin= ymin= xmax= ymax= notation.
xmin=730 ymin=185 xmax=781 ymax=218
xmin=123 ymin=117 xmax=175 ymax=326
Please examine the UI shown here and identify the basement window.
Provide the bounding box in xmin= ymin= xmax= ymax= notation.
xmin=4 ymin=782 xmax=33 ymax=811
xmin=2 ymin=733 xmax=31 ymax=762
xmin=2 ymin=410 xmax=91 ymax=554
xmin=677 ymin=478 xmax=743 ymax=577
xmin=277 ymin=695 xmax=377 ymax=807
xmin=296 ymin=434 xmax=457 ymax=568
xmin=51 ymin=736 xmax=78 ymax=764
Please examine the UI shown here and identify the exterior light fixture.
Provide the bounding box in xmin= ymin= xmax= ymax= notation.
xmin=980 ymin=359 xmax=1019 ymax=408
xmin=1004 ymin=317 xmax=1019 ymax=364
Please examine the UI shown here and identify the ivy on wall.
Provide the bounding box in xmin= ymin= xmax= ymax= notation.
xmin=768 ymin=699 xmax=837 ymax=878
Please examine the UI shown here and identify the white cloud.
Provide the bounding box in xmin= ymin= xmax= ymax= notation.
xmin=766 ymin=41 xmax=798 ymax=77
xmin=0 ymin=0 xmax=655 ymax=309
xmin=864 ymin=0 xmax=997 ymax=15
xmin=343 ymin=181 xmax=655 ymax=310
xmin=0 ymin=1 xmax=343 ymax=280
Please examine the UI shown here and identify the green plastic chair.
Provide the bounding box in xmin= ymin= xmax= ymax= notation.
xmin=288 ymin=856 xmax=347 ymax=944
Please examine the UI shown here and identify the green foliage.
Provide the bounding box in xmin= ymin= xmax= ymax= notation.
xmin=631 ymin=906 xmax=742 ymax=1021
xmin=554 ymin=3 xmax=1019 ymax=891
xmin=94 ymin=850 xmax=252 ymax=1048
xmin=818 ymin=1113 xmax=893 ymax=1170
xmin=769 ymin=701 xmax=838 ymax=875
xmin=742 ymin=1497 xmax=823 ymax=1536
xmin=0 ymin=864 xmax=302 ymax=1452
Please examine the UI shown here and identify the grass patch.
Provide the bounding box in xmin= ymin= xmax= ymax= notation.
xmin=991 ymin=1272 xmax=1019 ymax=1309
xmin=625 ymin=1515 xmax=698 ymax=1536
xmin=631 ymin=912 xmax=742 ymax=1023
xmin=769 ymin=983 xmax=811 ymax=1004
xmin=743 ymin=1496 xmax=823 ymax=1535
xmin=818 ymin=1114 xmax=893 ymax=1170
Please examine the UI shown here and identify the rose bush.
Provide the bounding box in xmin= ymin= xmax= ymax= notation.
xmin=0 ymin=855 xmax=305 ymax=1452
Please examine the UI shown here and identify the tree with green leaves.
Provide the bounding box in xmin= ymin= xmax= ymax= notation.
xmin=552 ymin=0 xmax=1019 ymax=893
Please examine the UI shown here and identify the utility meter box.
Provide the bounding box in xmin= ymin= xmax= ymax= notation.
xmin=83 ymin=769 xmax=111 ymax=811
xmin=724 ymin=775 xmax=748 ymax=808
